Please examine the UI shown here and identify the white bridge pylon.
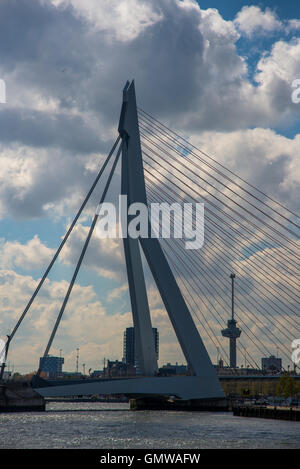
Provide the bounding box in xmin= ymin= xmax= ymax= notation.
xmin=34 ymin=81 xmax=224 ymax=401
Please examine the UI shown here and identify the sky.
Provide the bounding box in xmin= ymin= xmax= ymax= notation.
xmin=0 ymin=0 xmax=300 ymax=374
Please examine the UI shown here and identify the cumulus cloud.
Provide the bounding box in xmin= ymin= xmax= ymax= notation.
xmin=61 ymin=222 xmax=126 ymax=281
xmin=190 ymin=127 xmax=300 ymax=211
xmin=234 ymin=6 xmax=282 ymax=36
xmin=1 ymin=0 xmax=300 ymax=371
xmin=0 ymin=235 xmax=54 ymax=270
xmin=0 ymin=143 xmax=113 ymax=219
xmin=106 ymin=283 xmax=128 ymax=302
xmin=0 ymin=0 xmax=299 ymax=221
xmin=234 ymin=5 xmax=300 ymax=38
xmin=287 ymin=19 xmax=300 ymax=31
xmin=255 ymin=38 xmax=300 ymax=115
xmin=0 ymin=265 xmax=196 ymax=371
xmin=0 ymin=268 xmax=133 ymax=371
xmin=51 ymin=0 xmax=163 ymax=42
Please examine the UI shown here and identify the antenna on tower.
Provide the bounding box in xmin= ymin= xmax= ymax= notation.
xmin=230 ymin=273 xmax=235 ymax=320
xmin=76 ymin=348 xmax=79 ymax=374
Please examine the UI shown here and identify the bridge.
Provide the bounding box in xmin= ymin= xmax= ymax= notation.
xmin=0 ymin=81 xmax=299 ymax=406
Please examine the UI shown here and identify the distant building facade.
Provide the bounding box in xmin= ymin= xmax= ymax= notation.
xmin=261 ymin=355 xmax=282 ymax=373
xmin=159 ymin=362 xmax=187 ymax=376
xmin=90 ymin=370 xmax=103 ymax=379
xmin=123 ymin=327 xmax=159 ymax=367
xmin=215 ymin=365 xmax=262 ymax=376
xmin=103 ymin=359 xmax=135 ymax=378
xmin=39 ymin=355 xmax=64 ymax=377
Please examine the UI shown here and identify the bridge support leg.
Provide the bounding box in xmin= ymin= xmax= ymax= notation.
xmin=121 ymin=138 xmax=158 ymax=376
xmin=118 ymin=80 xmax=224 ymax=399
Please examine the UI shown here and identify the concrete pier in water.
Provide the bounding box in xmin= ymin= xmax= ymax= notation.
xmin=130 ymin=396 xmax=228 ymax=411
xmin=0 ymin=382 xmax=45 ymax=412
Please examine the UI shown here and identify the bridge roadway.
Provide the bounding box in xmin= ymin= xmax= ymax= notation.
xmin=32 ymin=374 xmax=300 ymax=400
xmin=32 ymin=374 xmax=225 ymax=401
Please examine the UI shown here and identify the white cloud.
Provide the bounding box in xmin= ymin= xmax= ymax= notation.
xmin=0 ymin=268 xmax=132 ymax=372
xmin=255 ymin=38 xmax=300 ymax=115
xmin=201 ymin=7 xmax=240 ymax=43
xmin=0 ymin=235 xmax=54 ymax=271
xmin=0 ymin=0 xmax=299 ymax=372
xmin=234 ymin=5 xmax=300 ymax=38
xmin=106 ymin=283 xmax=128 ymax=302
xmin=0 ymin=142 xmax=113 ymax=220
xmin=61 ymin=222 xmax=126 ymax=281
xmin=51 ymin=0 xmax=163 ymax=42
xmin=287 ymin=19 xmax=300 ymax=31
xmin=189 ymin=127 xmax=300 ymax=208
xmin=0 ymin=266 xmax=194 ymax=371
xmin=234 ymin=6 xmax=282 ymax=36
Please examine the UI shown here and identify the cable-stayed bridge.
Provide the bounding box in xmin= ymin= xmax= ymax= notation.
xmin=0 ymin=81 xmax=299 ymax=406
xmin=138 ymin=108 xmax=300 ymax=372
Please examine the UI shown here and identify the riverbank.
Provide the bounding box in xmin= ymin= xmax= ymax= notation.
xmin=45 ymin=397 xmax=128 ymax=403
xmin=233 ymin=405 xmax=300 ymax=421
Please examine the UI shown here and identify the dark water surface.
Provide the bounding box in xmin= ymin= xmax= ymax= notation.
xmin=0 ymin=402 xmax=299 ymax=449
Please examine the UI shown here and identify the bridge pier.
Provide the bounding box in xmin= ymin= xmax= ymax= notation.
xmin=130 ymin=396 xmax=228 ymax=412
xmin=0 ymin=382 xmax=45 ymax=412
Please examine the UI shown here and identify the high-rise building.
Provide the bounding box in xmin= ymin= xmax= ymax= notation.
xmin=123 ymin=327 xmax=159 ymax=367
xmin=39 ymin=355 xmax=64 ymax=377
xmin=152 ymin=327 xmax=159 ymax=361
xmin=123 ymin=327 xmax=135 ymax=366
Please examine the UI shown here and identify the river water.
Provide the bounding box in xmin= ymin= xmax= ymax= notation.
xmin=0 ymin=402 xmax=299 ymax=449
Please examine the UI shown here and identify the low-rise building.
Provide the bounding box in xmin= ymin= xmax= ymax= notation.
xmin=261 ymin=355 xmax=282 ymax=373
xmin=159 ymin=362 xmax=187 ymax=376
